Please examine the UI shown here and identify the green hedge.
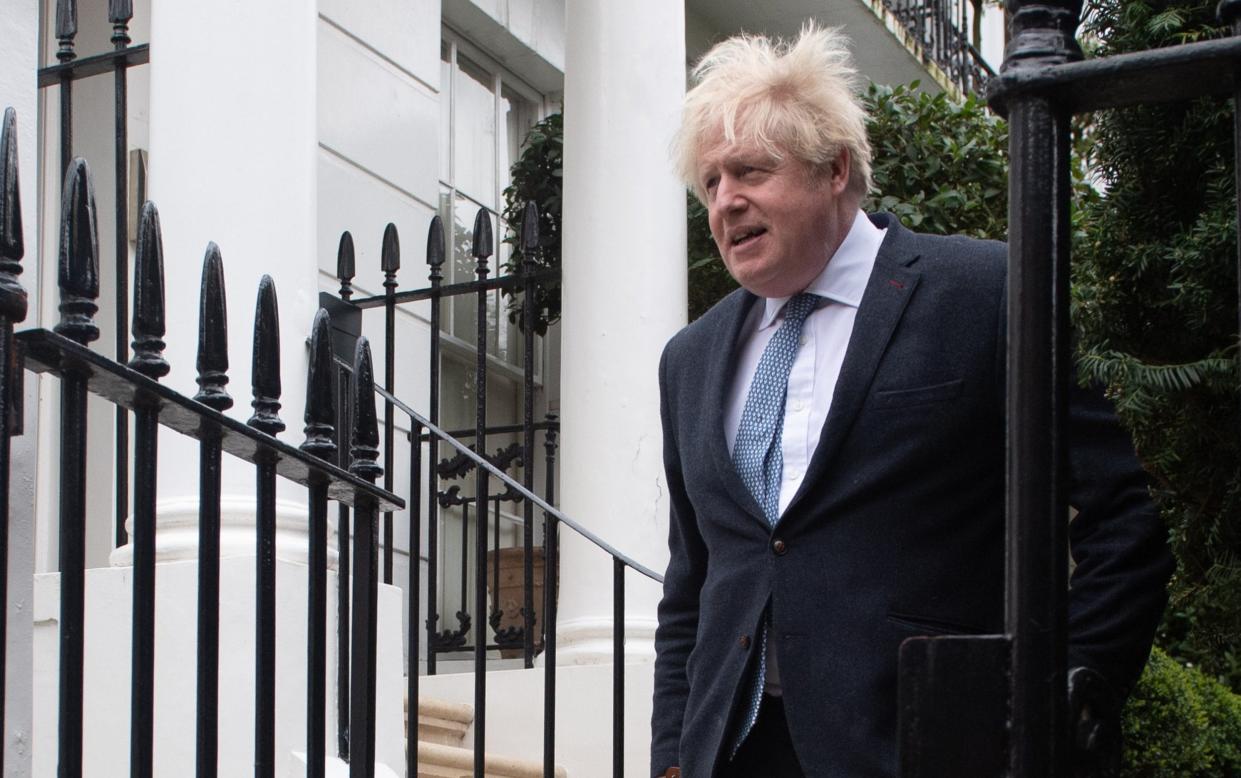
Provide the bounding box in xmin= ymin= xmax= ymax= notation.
xmin=1120 ymin=648 xmax=1241 ymax=776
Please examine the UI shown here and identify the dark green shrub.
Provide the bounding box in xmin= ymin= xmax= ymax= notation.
xmin=1119 ymin=648 xmax=1241 ymax=776
xmin=1074 ymin=0 xmax=1241 ymax=688
xmin=500 ymin=112 xmax=562 ymax=335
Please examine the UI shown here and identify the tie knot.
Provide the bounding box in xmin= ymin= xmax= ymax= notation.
xmin=782 ymin=292 xmax=819 ymax=329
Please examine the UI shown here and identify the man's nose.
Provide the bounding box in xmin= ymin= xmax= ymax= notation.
xmin=714 ymin=175 xmax=746 ymax=211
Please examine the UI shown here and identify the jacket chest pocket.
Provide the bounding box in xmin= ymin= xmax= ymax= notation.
xmin=867 ymin=378 xmax=963 ymax=409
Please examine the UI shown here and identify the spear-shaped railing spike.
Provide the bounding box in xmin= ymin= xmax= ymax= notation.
xmin=427 ymin=215 xmax=445 ymax=284
xmin=248 ymin=275 xmax=284 ymax=436
xmin=56 ymin=0 xmax=78 ymax=61
xmin=301 ymin=308 xmax=337 ymax=461
xmin=0 ymin=107 xmax=26 ymax=324
xmin=472 ymin=208 xmax=493 ymax=270
xmin=128 ymin=201 xmax=168 ymax=379
xmin=381 ymin=222 xmax=400 ymax=277
xmin=195 ymin=243 xmax=232 ymax=411
xmin=349 ymin=337 xmax=382 ymax=481
xmin=337 ymin=231 xmax=355 ymax=301
xmin=54 ymin=157 xmax=99 ymax=346
xmin=109 ymin=0 xmax=132 ymax=46
xmin=521 ymin=201 xmax=540 ymax=260
xmin=108 ymin=0 xmax=133 ymax=23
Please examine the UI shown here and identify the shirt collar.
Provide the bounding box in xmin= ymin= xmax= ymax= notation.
xmin=757 ymin=210 xmax=886 ymax=330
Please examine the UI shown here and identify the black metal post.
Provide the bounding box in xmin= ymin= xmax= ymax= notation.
xmin=128 ymin=200 xmax=169 ymax=778
xmin=382 ymin=224 xmax=398 ymax=585
xmin=1002 ymin=3 xmax=1081 ymax=775
xmin=0 ymin=106 xmax=28 ymax=776
xmin=248 ymin=276 xmax=285 ymax=778
xmin=426 ymin=217 xmax=444 ymax=676
xmin=56 ymin=0 xmax=76 ymax=181
xmin=111 ymin=0 xmax=133 ymax=552
xmin=471 ymin=208 xmax=493 ymax=778
xmin=520 ymin=203 xmax=539 ymax=668
xmin=55 ymin=156 xmax=100 ymax=778
xmin=542 ymin=415 xmax=558 ymax=778
xmin=335 ymin=235 xmax=354 ymax=759
xmin=407 ymin=420 xmax=423 ymax=778
xmin=194 ymin=243 xmax=230 ymax=778
xmin=613 ymin=559 xmax=624 ymax=778
xmin=348 ymin=338 xmax=383 ymax=778
xmin=303 ymin=309 xmax=338 ymax=778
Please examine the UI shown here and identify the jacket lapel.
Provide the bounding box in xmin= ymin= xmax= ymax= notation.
xmin=786 ymin=217 xmax=923 ymax=516
xmin=706 ymin=290 xmax=771 ymax=525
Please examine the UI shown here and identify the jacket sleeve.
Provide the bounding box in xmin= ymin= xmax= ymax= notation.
xmin=650 ymin=345 xmax=709 ymax=777
xmin=1066 ymin=377 xmax=1175 ymax=697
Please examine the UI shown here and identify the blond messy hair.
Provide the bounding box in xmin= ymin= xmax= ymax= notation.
xmin=675 ymin=23 xmax=873 ymax=203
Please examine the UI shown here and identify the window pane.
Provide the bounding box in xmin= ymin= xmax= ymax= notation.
xmin=439 ymin=45 xmax=452 ymax=184
xmin=501 ymin=85 xmax=538 ymax=187
xmin=454 ymin=56 xmax=496 ymax=208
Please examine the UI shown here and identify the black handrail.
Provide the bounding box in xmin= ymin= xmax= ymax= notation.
xmin=376 ymin=383 xmax=664 ymax=583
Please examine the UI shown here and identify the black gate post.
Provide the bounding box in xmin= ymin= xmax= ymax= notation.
xmin=1001 ymin=3 xmax=1082 ymax=776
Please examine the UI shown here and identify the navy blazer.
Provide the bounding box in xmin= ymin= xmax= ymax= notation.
xmin=650 ymin=214 xmax=1174 ymax=777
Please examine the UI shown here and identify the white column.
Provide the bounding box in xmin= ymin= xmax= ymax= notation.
xmin=556 ymin=0 xmax=687 ymax=664
xmin=122 ymin=0 xmax=321 ymax=564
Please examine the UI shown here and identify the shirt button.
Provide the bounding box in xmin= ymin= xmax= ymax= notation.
xmin=786 ymin=470 xmax=799 ymax=480
xmin=798 ymin=335 xmax=807 ymax=347
xmin=791 ymin=400 xmax=804 ymax=412
xmin=739 ymin=634 xmax=751 ymax=650
xmin=772 ymin=538 xmax=787 ymax=555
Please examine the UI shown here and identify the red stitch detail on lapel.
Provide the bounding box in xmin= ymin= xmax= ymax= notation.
xmin=888 ymin=279 xmax=905 ymax=289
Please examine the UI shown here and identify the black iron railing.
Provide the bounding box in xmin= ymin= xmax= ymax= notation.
xmin=896 ymin=1 xmax=1241 ymax=777
xmin=333 ymin=206 xmax=562 ymax=673
xmin=329 ymin=203 xmax=664 ymax=777
xmin=881 ymin=0 xmax=995 ymax=95
xmin=0 ymin=107 xmax=405 ymax=777
xmin=37 ymin=0 xmax=150 ymax=550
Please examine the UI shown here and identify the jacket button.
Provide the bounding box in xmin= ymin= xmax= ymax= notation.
xmin=772 ymin=538 xmax=787 ymax=555
xmin=739 ymin=634 xmax=751 ymax=650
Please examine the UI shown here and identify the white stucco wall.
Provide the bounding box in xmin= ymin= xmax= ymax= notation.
xmin=1 ymin=3 xmax=39 ymax=774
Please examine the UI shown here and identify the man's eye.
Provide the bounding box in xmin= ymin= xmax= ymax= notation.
xmin=704 ymin=176 xmax=719 ymax=191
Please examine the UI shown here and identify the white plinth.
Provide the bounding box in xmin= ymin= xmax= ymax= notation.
xmin=31 ymin=557 xmax=405 ymax=776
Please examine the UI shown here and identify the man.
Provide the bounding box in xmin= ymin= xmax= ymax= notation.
xmin=650 ymin=24 xmax=1174 ymax=778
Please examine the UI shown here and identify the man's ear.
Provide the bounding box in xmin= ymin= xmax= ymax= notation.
xmin=829 ymin=148 xmax=851 ymax=196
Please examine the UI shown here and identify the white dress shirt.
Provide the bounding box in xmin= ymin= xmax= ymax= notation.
xmin=724 ymin=210 xmax=886 ymax=694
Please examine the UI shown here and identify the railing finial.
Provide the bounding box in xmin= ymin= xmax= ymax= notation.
xmin=54 ymin=157 xmax=99 ymax=345
xmin=520 ymin=201 xmax=540 ymax=263
xmin=427 ymin=215 xmax=445 ymax=284
xmin=472 ymin=208 xmax=493 ymax=273
xmin=0 ymin=107 xmax=27 ymax=324
xmin=129 ymin=201 xmax=169 ymax=379
xmin=248 ymin=275 xmax=284 ymax=436
xmin=381 ymin=222 xmax=400 ymax=276
xmin=349 ymin=337 xmax=382 ymax=481
xmin=337 ymin=231 xmax=355 ymax=301
xmin=195 ymin=243 xmax=232 ymax=411
xmin=55 ymin=0 xmax=78 ymax=62
xmin=301 ymin=308 xmax=337 ymax=460
xmin=108 ymin=0 xmax=133 ymax=23
xmin=1001 ymin=0 xmax=1083 ymax=73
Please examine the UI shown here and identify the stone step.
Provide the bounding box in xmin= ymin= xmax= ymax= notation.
xmin=410 ymin=694 xmax=474 ymax=746
xmin=415 ymin=740 xmax=567 ymax=778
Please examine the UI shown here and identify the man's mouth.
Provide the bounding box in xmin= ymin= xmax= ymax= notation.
xmin=730 ymin=226 xmax=767 ymax=248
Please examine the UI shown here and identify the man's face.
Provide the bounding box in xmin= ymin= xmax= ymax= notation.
xmin=698 ymin=136 xmax=853 ymax=298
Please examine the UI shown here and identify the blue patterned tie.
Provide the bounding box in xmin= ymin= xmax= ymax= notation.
xmin=730 ymin=292 xmax=820 ymax=754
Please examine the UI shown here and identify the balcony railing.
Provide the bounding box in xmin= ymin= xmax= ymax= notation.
xmin=881 ymin=0 xmax=996 ymax=95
